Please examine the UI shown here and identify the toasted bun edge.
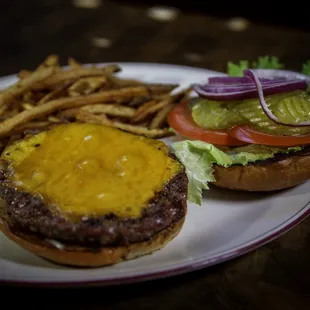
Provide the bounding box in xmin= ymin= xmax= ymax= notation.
xmin=0 ymin=216 xmax=186 ymax=268
xmin=212 ymin=152 xmax=310 ymax=191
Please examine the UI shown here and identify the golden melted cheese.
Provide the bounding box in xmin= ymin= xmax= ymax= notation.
xmin=1 ymin=123 xmax=181 ymax=219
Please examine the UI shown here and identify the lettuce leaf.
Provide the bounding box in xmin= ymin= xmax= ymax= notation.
xmin=171 ymin=140 xmax=302 ymax=205
xmin=227 ymin=56 xmax=310 ymax=77
xmin=252 ymin=56 xmax=284 ymax=69
xmin=302 ymin=60 xmax=310 ymax=76
xmin=172 ymin=141 xmax=232 ymax=205
xmin=227 ymin=56 xmax=284 ymax=76
xmin=227 ymin=60 xmax=249 ymax=76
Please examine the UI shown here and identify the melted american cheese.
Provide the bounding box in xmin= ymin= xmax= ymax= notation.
xmin=2 ymin=123 xmax=181 ymax=219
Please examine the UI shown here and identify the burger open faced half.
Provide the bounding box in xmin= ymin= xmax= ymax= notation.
xmin=0 ymin=123 xmax=187 ymax=267
xmin=168 ymin=68 xmax=310 ymax=205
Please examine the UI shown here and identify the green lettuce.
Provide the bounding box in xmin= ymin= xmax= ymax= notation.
xmin=302 ymin=60 xmax=310 ymax=76
xmin=252 ymin=56 xmax=284 ymax=69
xmin=227 ymin=56 xmax=284 ymax=76
xmin=227 ymin=60 xmax=249 ymax=77
xmin=171 ymin=140 xmax=302 ymax=205
xmin=227 ymin=56 xmax=310 ymax=78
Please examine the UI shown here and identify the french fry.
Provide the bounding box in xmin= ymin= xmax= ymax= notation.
xmin=150 ymin=103 xmax=174 ymax=129
xmin=81 ymin=104 xmax=135 ymax=118
xmin=132 ymin=87 xmax=191 ymax=125
xmin=68 ymin=57 xmax=81 ymax=69
xmin=0 ymin=67 xmax=55 ymax=108
xmin=47 ymin=116 xmax=62 ymax=123
xmin=107 ymin=75 xmax=143 ymax=87
xmin=18 ymin=55 xmax=59 ymax=80
xmin=56 ymin=107 xmax=81 ymax=120
xmin=131 ymin=98 xmax=171 ymax=124
xmin=0 ymin=86 xmax=149 ymax=137
xmin=146 ymin=84 xmax=178 ymax=95
xmin=68 ymin=76 xmax=107 ymax=97
xmin=0 ymin=104 xmax=8 ymax=116
xmin=18 ymin=70 xmax=32 ymax=79
xmin=0 ymin=55 xmax=184 ymax=147
xmin=38 ymin=81 xmax=72 ymax=105
xmin=22 ymin=103 xmax=35 ymax=110
xmin=77 ymin=110 xmax=109 ymax=123
xmin=14 ymin=121 xmax=51 ymax=132
xmin=174 ymin=87 xmax=193 ymax=102
xmin=126 ymin=95 xmax=154 ymax=107
xmin=130 ymin=100 xmax=157 ymax=123
xmin=108 ymin=75 xmax=178 ymax=93
xmin=1 ymin=107 xmax=19 ymax=119
xmin=32 ymin=65 xmax=121 ymax=90
xmin=36 ymin=54 xmax=59 ymax=70
xmin=23 ymin=91 xmax=48 ymax=104
xmin=22 ymin=91 xmax=35 ymax=102
xmin=76 ymin=110 xmax=172 ymax=138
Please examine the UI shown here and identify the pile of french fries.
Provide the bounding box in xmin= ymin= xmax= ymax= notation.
xmin=0 ymin=55 xmax=191 ymax=152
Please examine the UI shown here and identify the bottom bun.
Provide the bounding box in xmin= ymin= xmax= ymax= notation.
xmin=0 ymin=217 xmax=185 ymax=268
xmin=212 ymin=153 xmax=310 ymax=191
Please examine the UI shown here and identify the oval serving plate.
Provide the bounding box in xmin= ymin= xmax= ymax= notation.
xmin=0 ymin=63 xmax=309 ymax=286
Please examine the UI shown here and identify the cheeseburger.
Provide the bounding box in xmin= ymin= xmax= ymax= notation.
xmin=0 ymin=123 xmax=187 ymax=267
xmin=168 ymin=68 xmax=310 ymax=205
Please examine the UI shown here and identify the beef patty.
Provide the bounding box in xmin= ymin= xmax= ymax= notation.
xmin=0 ymin=168 xmax=187 ymax=248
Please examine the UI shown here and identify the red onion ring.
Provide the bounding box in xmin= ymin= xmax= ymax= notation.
xmin=208 ymin=76 xmax=277 ymax=85
xmin=199 ymin=79 xmax=302 ymax=93
xmin=244 ymin=69 xmax=310 ymax=127
xmin=193 ymin=68 xmax=310 ymax=127
xmin=193 ymin=79 xmax=307 ymax=101
xmin=194 ymin=68 xmax=309 ymax=101
xmin=251 ymin=69 xmax=310 ymax=84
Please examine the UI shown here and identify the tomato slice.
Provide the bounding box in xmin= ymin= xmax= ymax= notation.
xmin=228 ymin=125 xmax=310 ymax=147
xmin=168 ymin=101 xmax=246 ymax=145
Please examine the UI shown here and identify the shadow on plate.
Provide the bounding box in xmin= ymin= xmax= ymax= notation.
xmin=204 ymin=182 xmax=309 ymax=203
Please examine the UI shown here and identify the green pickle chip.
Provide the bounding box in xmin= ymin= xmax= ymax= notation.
xmin=191 ymin=90 xmax=310 ymax=136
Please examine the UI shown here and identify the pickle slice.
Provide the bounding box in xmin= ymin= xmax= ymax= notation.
xmin=271 ymin=92 xmax=310 ymax=124
xmin=191 ymin=91 xmax=310 ymax=136
xmin=191 ymin=99 xmax=244 ymax=130
xmin=238 ymin=91 xmax=310 ymax=136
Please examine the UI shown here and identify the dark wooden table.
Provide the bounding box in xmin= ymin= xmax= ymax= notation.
xmin=1 ymin=1 xmax=310 ymax=309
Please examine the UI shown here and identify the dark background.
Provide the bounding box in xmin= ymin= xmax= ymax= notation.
xmin=1 ymin=0 xmax=309 ymax=75
xmin=116 ymin=0 xmax=310 ymax=31
xmin=1 ymin=1 xmax=310 ymax=309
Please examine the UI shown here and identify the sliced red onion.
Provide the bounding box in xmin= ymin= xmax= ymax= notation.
xmin=201 ymin=79 xmax=301 ymax=93
xmin=244 ymin=69 xmax=310 ymax=127
xmin=193 ymin=79 xmax=307 ymax=101
xmin=208 ymin=76 xmax=275 ymax=84
xmin=251 ymin=68 xmax=310 ymax=84
xmin=208 ymin=69 xmax=310 ymax=84
xmin=206 ymin=80 xmax=287 ymax=89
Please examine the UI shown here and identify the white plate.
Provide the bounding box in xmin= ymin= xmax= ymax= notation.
xmin=0 ymin=63 xmax=309 ymax=286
